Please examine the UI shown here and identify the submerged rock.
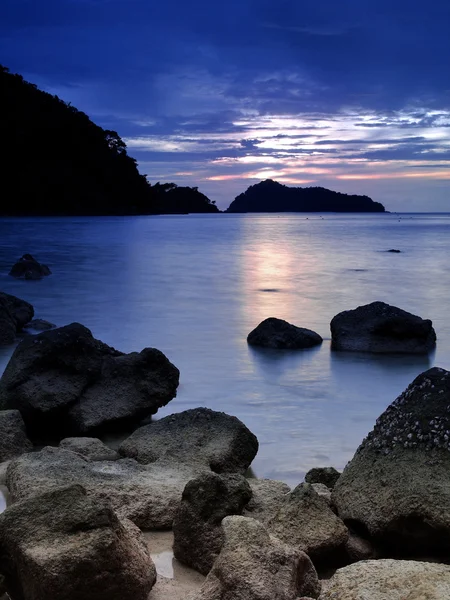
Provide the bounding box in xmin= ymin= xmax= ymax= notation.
xmin=247 ymin=317 xmax=322 ymax=350
xmin=320 ymin=559 xmax=450 ymax=600
xmin=9 ymin=253 xmax=51 ymax=279
xmin=267 ymin=483 xmax=348 ymax=565
xmin=6 ymin=446 xmax=206 ymax=529
xmin=0 ymin=484 xmax=156 ymax=600
xmin=59 ymin=437 xmax=119 ymax=461
xmin=119 ymin=407 xmax=259 ymax=474
xmin=332 ymin=367 xmax=450 ymax=555
xmin=173 ymin=472 xmax=252 ymax=575
xmin=190 ymin=516 xmax=321 ymax=600
xmin=330 ymin=301 xmax=436 ymax=353
xmin=0 ymin=410 xmax=32 ymax=462
xmin=0 ymin=292 xmax=34 ymax=345
xmin=305 ymin=467 xmax=341 ymax=489
xmin=0 ymin=323 xmax=179 ymax=439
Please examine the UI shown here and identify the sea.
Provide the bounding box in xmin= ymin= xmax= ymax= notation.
xmin=1 ymin=213 xmax=449 ymax=488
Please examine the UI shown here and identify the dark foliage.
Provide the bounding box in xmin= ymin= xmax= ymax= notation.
xmin=0 ymin=66 xmax=217 ymax=216
xmin=226 ymin=179 xmax=386 ymax=213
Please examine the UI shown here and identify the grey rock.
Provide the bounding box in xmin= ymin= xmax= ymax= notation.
xmin=344 ymin=533 xmax=375 ymax=563
xmin=191 ymin=516 xmax=321 ymax=600
xmin=330 ymin=301 xmax=436 ymax=354
xmin=305 ymin=467 xmax=341 ymax=489
xmin=119 ymin=408 xmax=258 ymax=474
xmin=243 ymin=478 xmax=290 ymax=524
xmin=247 ymin=318 xmax=323 ymax=350
xmin=0 ymin=410 xmax=33 ymax=462
xmin=332 ymin=367 xmax=450 ymax=555
xmin=23 ymin=319 xmax=56 ymax=331
xmin=59 ymin=437 xmax=119 ymax=461
xmin=0 ymin=322 xmax=179 ymax=439
xmin=9 ymin=254 xmax=51 ymax=279
xmin=319 ymin=559 xmax=450 ymax=600
xmin=311 ymin=483 xmax=332 ymax=504
xmin=6 ymin=446 xmax=207 ymax=529
xmin=267 ymin=483 xmax=348 ymax=565
xmin=173 ymin=472 xmax=252 ymax=575
xmin=0 ymin=484 xmax=156 ymax=600
xmin=0 ymin=292 xmax=34 ymax=345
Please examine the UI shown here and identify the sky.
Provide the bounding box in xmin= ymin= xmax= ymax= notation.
xmin=2 ymin=0 xmax=450 ymax=211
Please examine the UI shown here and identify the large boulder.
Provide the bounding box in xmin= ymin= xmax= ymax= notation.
xmin=59 ymin=437 xmax=119 ymax=461
xmin=119 ymin=408 xmax=259 ymax=474
xmin=247 ymin=318 xmax=322 ymax=350
xmin=6 ymin=446 xmax=206 ymax=529
xmin=0 ymin=292 xmax=34 ymax=345
xmin=243 ymin=478 xmax=290 ymax=524
xmin=0 ymin=323 xmax=179 ymax=439
xmin=330 ymin=301 xmax=436 ymax=353
xmin=9 ymin=254 xmax=51 ymax=280
xmin=305 ymin=467 xmax=341 ymax=489
xmin=0 ymin=485 xmax=156 ymax=600
xmin=190 ymin=516 xmax=321 ymax=600
xmin=332 ymin=367 xmax=450 ymax=555
xmin=173 ymin=472 xmax=252 ymax=575
xmin=0 ymin=410 xmax=33 ymax=462
xmin=319 ymin=559 xmax=450 ymax=600
xmin=267 ymin=483 xmax=348 ymax=565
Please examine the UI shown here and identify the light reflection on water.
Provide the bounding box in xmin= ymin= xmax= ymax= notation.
xmin=0 ymin=213 xmax=449 ymax=488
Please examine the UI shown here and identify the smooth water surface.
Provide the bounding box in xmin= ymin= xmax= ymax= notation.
xmin=1 ymin=213 xmax=449 ymax=487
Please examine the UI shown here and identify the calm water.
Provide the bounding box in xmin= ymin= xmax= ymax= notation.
xmin=1 ymin=213 xmax=449 ymax=487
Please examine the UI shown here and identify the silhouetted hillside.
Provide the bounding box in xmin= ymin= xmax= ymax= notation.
xmin=0 ymin=66 xmax=217 ymax=216
xmin=226 ymin=180 xmax=386 ymax=213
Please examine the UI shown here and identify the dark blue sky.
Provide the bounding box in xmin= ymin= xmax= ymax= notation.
xmin=2 ymin=0 xmax=450 ymax=210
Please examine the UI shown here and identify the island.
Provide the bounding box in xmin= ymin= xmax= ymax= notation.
xmin=226 ymin=180 xmax=386 ymax=213
xmin=0 ymin=65 xmax=218 ymax=216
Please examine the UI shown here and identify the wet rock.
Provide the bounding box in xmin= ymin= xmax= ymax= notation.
xmin=173 ymin=472 xmax=252 ymax=575
xmin=9 ymin=254 xmax=51 ymax=279
xmin=59 ymin=437 xmax=119 ymax=461
xmin=119 ymin=408 xmax=258 ymax=474
xmin=330 ymin=301 xmax=436 ymax=354
xmin=267 ymin=483 xmax=348 ymax=565
xmin=23 ymin=319 xmax=56 ymax=331
xmin=319 ymin=559 xmax=450 ymax=600
xmin=305 ymin=467 xmax=341 ymax=489
xmin=332 ymin=367 xmax=450 ymax=555
xmin=0 ymin=410 xmax=33 ymax=462
xmin=247 ymin=317 xmax=323 ymax=350
xmin=243 ymin=478 xmax=290 ymax=524
xmin=387 ymin=248 xmax=401 ymax=253
xmin=0 ymin=484 xmax=156 ymax=600
xmin=0 ymin=292 xmax=34 ymax=345
xmin=6 ymin=446 xmax=207 ymax=529
xmin=0 ymin=323 xmax=179 ymax=439
xmin=190 ymin=516 xmax=321 ymax=600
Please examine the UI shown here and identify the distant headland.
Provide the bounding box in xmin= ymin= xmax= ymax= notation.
xmin=226 ymin=180 xmax=386 ymax=213
xmin=0 ymin=65 xmax=384 ymax=216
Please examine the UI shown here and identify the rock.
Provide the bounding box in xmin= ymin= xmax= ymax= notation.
xmin=330 ymin=301 xmax=436 ymax=354
xmin=243 ymin=478 xmax=290 ymax=524
xmin=59 ymin=437 xmax=119 ymax=461
xmin=267 ymin=483 xmax=348 ymax=565
xmin=305 ymin=467 xmax=341 ymax=489
xmin=9 ymin=253 xmax=51 ymax=279
xmin=387 ymin=248 xmax=401 ymax=253
xmin=332 ymin=367 xmax=450 ymax=555
xmin=344 ymin=533 xmax=375 ymax=563
xmin=0 ymin=484 xmax=156 ymax=600
xmin=23 ymin=319 xmax=56 ymax=331
xmin=319 ymin=559 xmax=450 ymax=600
xmin=191 ymin=516 xmax=321 ymax=600
xmin=119 ymin=408 xmax=259 ymax=474
xmin=0 ymin=292 xmax=34 ymax=345
xmin=0 ymin=410 xmax=33 ymax=462
xmin=173 ymin=472 xmax=252 ymax=575
xmin=6 ymin=446 xmax=207 ymax=529
xmin=0 ymin=322 xmax=179 ymax=439
xmin=247 ymin=317 xmax=323 ymax=350
xmin=311 ymin=484 xmax=332 ymax=504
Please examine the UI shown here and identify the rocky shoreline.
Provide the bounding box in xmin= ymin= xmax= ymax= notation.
xmin=0 ymin=289 xmax=448 ymax=599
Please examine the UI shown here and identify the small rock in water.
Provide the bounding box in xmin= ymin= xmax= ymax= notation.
xmin=247 ymin=317 xmax=323 ymax=350
xmin=23 ymin=319 xmax=56 ymax=331
xmin=387 ymin=248 xmax=401 ymax=253
xmin=9 ymin=254 xmax=52 ymax=279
